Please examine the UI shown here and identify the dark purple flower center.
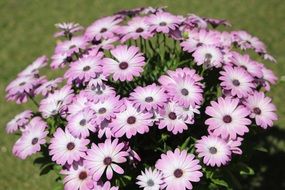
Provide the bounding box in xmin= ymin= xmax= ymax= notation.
xmin=19 ymin=82 xmax=26 ymax=86
xmin=98 ymin=107 xmax=107 ymax=114
xmin=65 ymin=56 xmax=73 ymax=62
xmin=69 ymin=45 xmax=77 ymax=49
xmin=168 ymin=112 xmax=177 ymax=120
xmin=92 ymin=38 xmax=101 ymax=45
xmin=204 ymin=53 xmax=213 ymax=65
xmin=159 ymin=22 xmax=167 ymax=26
xmin=209 ymin=146 xmax=217 ymax=154
xmin=79 ymin=171 xmax=88 ymax=180
xmin=103 ymin=156 xmax=112 ymax=165
xmin=83 ymin=65 xmax=91 ymax=71
xmin=253 ymin=107 xmax=262 ymax=115
xmin=79 ymin=119 xmax=86 ymax=126
xmin=181 ymin=88 xmax=189 ymax=96
xmin=127 ymin=116 xmax=136 ymax=124
xmin=147 ymin=179 xmax=155 ymax=186
xmin=240 ymin=65 xmax=247 ymax=71
xmin=173 ymin=169 xmax=183 ymax=178
xmin=67 ymin=142 xmax=75 ymax=150
xmin=31 ymin=138 xmax=39 ymax=145
xmin=223 ymin=115 xmax=232 ymax=123
xmin=136 ymin=27 xmax=144 ymax=33
xmin=119 ymin=62 xmax=129 ymax=70
xmin=232 ymin=79 xmax=240 ymax=86
xmin=145 ymin=96 xmax=154 ymax=102
xmin=100 ymin=28 xmax=107 ymax=33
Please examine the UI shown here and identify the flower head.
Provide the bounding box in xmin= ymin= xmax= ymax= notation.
xmin=136 ymin=168 xmax=164 ymax=190
xmin=6 ymin=110 xmax=33 ymax=134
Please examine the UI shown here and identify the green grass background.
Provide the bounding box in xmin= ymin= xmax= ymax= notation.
xmin=0 ymin=0 xmax=284 ymax=189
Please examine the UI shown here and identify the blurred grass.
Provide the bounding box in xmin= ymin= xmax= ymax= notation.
xmin=0 ymin=0 xmax=284 ymax=189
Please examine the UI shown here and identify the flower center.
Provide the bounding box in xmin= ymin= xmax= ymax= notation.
xmin=181 ymin=88 xmax=189 ymax=96
xmin=69 ymin=45 xmax=77 ymax=50
xmin=173 ymin=169 xmax=183 ymax=178
xmin=223 ymin=115 xmax=232 ymax=123
xmin=19 ymin=82 xmax=26 ymax=86
xmin=204 ymin=53 xmax=213 ymax=65
xmin=31 ymin=138 xmax=39 ymax=145
xmin=83 ymin=65 xmax=91 ymax=71
xmin=98 ymin=107 xmax=107 ymax=114
xmin=92 ymin=38 xmax=101 ymax=45
xmin=240 ymin=65 xmax=247 ymax=70
xmin=159 ymin=21 xmax=167 ymax=26
xmin=232 ymin=79 xmax=240 ymax=86
xmin=127 ymin=116 xmax=136 ymax=124
xmin=67 ymin=142 xmax=75 ymax=150
xmin=103 ymin=156 xmax=112 ymax=165
xmin=100 ymin=28 xmax=107 ymax=33
xmin=119 ymin=62 xmax=129 ymax=70
xmin=145 ymin=96 xmax=154 ymax=102
xmin=79 ymin=119 xmax=86 ymax=126
xmin=168 ymin=112 xmax=177 ymax=120
xmin=209 ymin=146 xmax=217 ymax=154
xmin=253 ymin=107 xmax=262 ymax=115
xmin=79 ymin=171 xmax=88 ymax=180
xmin=65 ymin=56 xmax=73 ymax=62
xmin=136 ymin=27 xmax=144 ymax=33
xmin=147 ymin=179 xmax=155 ymax=186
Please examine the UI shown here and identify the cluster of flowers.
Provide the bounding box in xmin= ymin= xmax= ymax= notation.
xmin=6 ymin=6 xmax=278 ymax=190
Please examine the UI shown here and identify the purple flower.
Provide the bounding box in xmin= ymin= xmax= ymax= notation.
xmin=35 ymin=77 xmax=63 ymax=96
xmin=54 ymin=22 xmax=84 ymax=38
xmin=155 ymin=148 xmax=203 ymax=190
xmin=193 ymin=45 xmax=223 ymax=68
xmin=55 ymin=36 xmax=87 ymax=55
xmin=92 ymin=181 xmax=119 ymax=190
xmin=6 ymin=110 xmax=33 ymax=134
xmin=18 ymin=55 xmax=48 ymax=77
xmin=136 ymin=168 xmax=164 ymax=190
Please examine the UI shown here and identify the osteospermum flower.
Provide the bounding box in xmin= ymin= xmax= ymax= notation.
xmin=195 ymin=135 xmax=231 ymax=167
xmin=205 ymin=97 xmax=251 ymax=139
xmin=92 ymin=181 xmax=119 ymax=190
xmin=60 ymin=162 xmax=93 ymax=190
xmin=155 ymin=148 xmax=203 ymax=190
xmin=84 ymin=138 xmax=128 ymax=181
xmin=136 ymin=168 xmax=164 ymax=190
xmin=54 ymin=22 xmax=84 ymax=38
xmin=51 ymin=52 xmax=72 ymax=69
xmin=55 ymin=36 xmax=87 ymax=55
xmin=129 ymin=84 xmax=168 ymax=111
xmin=219 ymin=66 xmax=255 ymax=98
xmin=260 ymin=66 xmax=278 ymax=91
xmin=18 ymin=55 xmax=48 ymax=77
xmin=12 ymin=117 xmax=48 ymax=159
xmin=82 ymin=84 xmax=116 ymax=102
xmin=193 ymin=45 xmax=223 ymax=68
xmin=103 ymin=45 xmax=145 ymax=81
xmin=35 ymin=77 xmax=63 ymax=96
xmin=66 ymin=109 xmax=96 ymax=138
xmin=111 ymin=100 xmax=153 ymax=139
xmin=6 ymin=110 xmax=33 ymax=133
xmin=64 ymin=56 xmax=103 ymax=85
xmin=147 ymin=12 xmax=182 ymax=34
xmin=49 ymin=128 xmax=89 ymax=166
xmin=245 ymin=92 xmax=277 ymax=129
xmin=157 ymin=101 xmax=189 ymax=135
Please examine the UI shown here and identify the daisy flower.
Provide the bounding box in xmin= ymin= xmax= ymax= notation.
xmin=85 ymin=16 xmax=122 ymax=41
xmin=6 ymin=110 xmax=33 ymax=134
xmin=84 ymin=138 xmax=128 ymax=181
xmin=54 ymin=22 xmax=84 ymax=38
xmin=51 ymin=52 xmax=72 ymax=69
xmin=18 ymin=55 xmax=48 ymax=77
xmin=35 ymin=77 xmax=63 ymax=96
xmin=111 ymin=100 xmax=153 ymax=139
xmin=64 ymin=56 xmax=103 ymax=85
xmin=82 ymin=84 xmax=116 ymax=102
xmin=180 ymin=105 xmax=200 ymax=124
xmin=260 ymin=66 xmax=278 ymax=91
xmin=12 ymin=117 xmax=48 ymax=159
xmin=129 ymin=84 xmax=168 ymax=111
xmin=97 ymin=119 xmax=114 ymax=139
xmin=195 ymin=135 xmax=231 ymax=167
xmin=66 ymin=109 xmax=96 ymax=138
xmin=155 ymin=148 xmax=203 ymax=190
xmin=245 ymin=92 xmax=277 ymax=129
xmin=205 ymin=97 xmax=251 ymax=139
xmin=117 ymin=16 xmax=153 ymax=42
xmin=49 ymin=128 xmax=89 ymax=166
xmin=226 ymin=137 xmax=243 ymax=155
xmin=147 ymin=12 xmax=182 ymax=34
xmin=193 ymin=45 xmax=223 ymax=68
xmin=136 ymin=168 xmax=164 ymax=190
xmin=90 ymin=36 xmax=118 ymax=50
xmin=60 ymin=162 xmax=93 ymax=190
xmin=183 ymin=14 xmax=208 ymax=30
xmin=92 ymin=181 xmax=119 ymax=190
xmin=219 ymin=66 xmax=255 ymax=98
xmin=157 ymin=101 xmax=189 ymax=135
xmin=103 ymin=45 xmax=145 ymax=81
xmin=231 ymin=31 xmax=266 ymax=52
xmin=67 ymin=93 xmax=90 ymax=116
xmin=55 ymin=36 xmax=87 ymax=55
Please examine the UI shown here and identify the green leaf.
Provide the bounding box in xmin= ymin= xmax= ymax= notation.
xmin=180 ymin=137 xmax=191 ymax=150
xmin=240 ymin=165 xmax=255 ymax=176
xmin=211 ymin=178 xmax=230 ymax=188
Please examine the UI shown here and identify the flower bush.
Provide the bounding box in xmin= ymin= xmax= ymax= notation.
xmin=5 ymin=6 xmax=278 ymax=190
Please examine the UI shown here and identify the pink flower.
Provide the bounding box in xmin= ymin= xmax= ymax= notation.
xmin=18 ymin=56 xmax=48 ymax=77
xmin=195 ymin=135 xmax=231 ymax=167
xmin=136 ymin=168 xmax=164 ymax=190
xmin=84 ymin=139 xmax=128 ymax=181
xmin=55 ymin=36 xmax=87 ymax=55
xmin=49 ymin=128 xmax=89 ymax=166
xmin=231 ymin=31 xmax=266 ymax=52
xmin=193 ymin=45 xmax=223 ymax=68
xmin=260 ymin=66 xmax=278 ymax=91
xmin=103 ymin=45 xmax=145 ymax=81
xmin=6 ymin=110 xmax=33 ymax=134
xmin=245 ymin=92 xmax=277 ymax=129
xmin=111 ymin=100 xmax=153 ymax=139
xmin=54 ymin=22 xmax=84 ymax=38
xmin=155 ymin=148 xmax=203 ymax=190
xmin=205 ymin=97 xmax=251 ymax=139
xmin=51 ymin=52 xmax=72 ymax=69
xmin=68 ymin=93 xmax=90 ymax=116
xmin=219 ymin=66 xmax=255 ymax=98
xmin=92 ymin=181 xmax=118 ymax=190
xmin=35 ymin=77 xmax=63 ymax=96
xmin=12 ymin=117 xmax=48 ymax=159
xmin=82 ymin=84 xmax=116 ymax=102
xmin=129 ymin=84 xmax=168 ymax=111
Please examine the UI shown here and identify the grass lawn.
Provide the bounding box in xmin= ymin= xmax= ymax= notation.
xmin=0 ymin=0 xmax=284 ymax=189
